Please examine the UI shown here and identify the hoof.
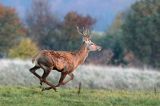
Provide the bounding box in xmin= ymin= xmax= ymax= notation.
xmin=54 ymin=88 xmax=57 ymax=92
xmin=39 ymin=85 xmax=43 ymax=88
xmin=40 ymin=82 xmax=43 ymax=86
xmin=41 ymin=88 xmax=45 ymax=91
xmin=41 ymin=87 xmax=57 ymax=92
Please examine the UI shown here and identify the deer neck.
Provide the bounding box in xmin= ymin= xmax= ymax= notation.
xmin=75 ymin=42 xmax=89 ymax=65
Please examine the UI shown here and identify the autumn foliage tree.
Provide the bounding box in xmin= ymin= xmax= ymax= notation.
xmin=26 ymin=0 xmax=96 ymax=51
xmin=63 ymin=11 xmax=96 ymax=50
xmin=0 ymin=4 xmax=26 ymax=57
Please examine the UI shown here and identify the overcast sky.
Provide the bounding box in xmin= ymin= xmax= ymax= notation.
xmin=0 ymin=0 xmax=136 ymax=32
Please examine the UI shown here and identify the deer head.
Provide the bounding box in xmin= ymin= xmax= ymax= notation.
xmin=77 ymin=26 xmax=102 ymax=51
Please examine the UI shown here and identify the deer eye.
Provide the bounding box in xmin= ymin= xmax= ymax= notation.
xmin=90 ymin=42 xmax=94 ymax=45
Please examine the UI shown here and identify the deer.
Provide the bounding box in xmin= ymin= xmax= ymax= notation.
xmin=29 ymin=26 xmax=102 ymax=91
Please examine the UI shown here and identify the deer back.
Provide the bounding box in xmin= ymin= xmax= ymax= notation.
xmin=33 ymin=50 xmax=76 ymax=72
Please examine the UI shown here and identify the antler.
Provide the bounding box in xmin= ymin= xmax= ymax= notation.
xmin=76 ymin=26 xmax=90 ymax=37
xmin=76 ymin=26 xmax=84 ymax=36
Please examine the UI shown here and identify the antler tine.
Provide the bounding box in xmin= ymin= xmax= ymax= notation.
xmin=76 ymin=26 xmax=84 ymax=36
xmin=82 ymin=27 xmax=87 ymax=36
xmin=84 ymin=27 xmax=90 ymax=36
xmin=87 ymin=29 xmax=90 ymax=35
xmin=76 ymin=26 xmax=90 ymax=37
xmin=83 ymin=27 xmax=85 ymax=32
xmin=83 ymin=29 xmax=87 ymax=36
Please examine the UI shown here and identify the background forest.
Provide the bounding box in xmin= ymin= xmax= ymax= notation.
xmin=0 ymin=0 xmax=160 ymax=69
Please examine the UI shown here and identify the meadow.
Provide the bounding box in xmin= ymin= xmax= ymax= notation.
xmin=0 ymin=86 xmax=160 ymax=106
xmin=0 ymin=59 xmax=160 ymax=106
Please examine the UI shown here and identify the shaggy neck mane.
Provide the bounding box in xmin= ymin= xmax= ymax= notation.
xmin=74 ymin=42 xmax=89 ymax=64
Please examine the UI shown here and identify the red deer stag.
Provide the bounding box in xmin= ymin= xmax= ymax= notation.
xmin=29 ymin=26 xmax=102 ymax=91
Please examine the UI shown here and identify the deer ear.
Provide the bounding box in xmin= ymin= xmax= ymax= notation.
xmin=82 ymin=36 xmax=87 ymax=41
xmin=83 ymin=38 xmax=90 ymax=44
xmin=88 ymin=36 xmax=91 ymax=40
xmin=82 ymin=37 xmax=86 ymax=42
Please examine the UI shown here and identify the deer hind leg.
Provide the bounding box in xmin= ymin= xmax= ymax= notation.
xmin=30 ymin=65 xmax=56 ymax=91
xmin=42 ymin=72 xmax=67 ymax=91
xmin=29 ymin=66 xmax=41 ymax=80
xmin=39 ymin=69 xmax=50 ymax=86
xmin=39 ymin=65 xmax=50 ymax=84
xmin=43 ymin=73 xmax=74 ymax=91
xmin=38 ymin=66 xmax=57 ymax=92
xmin=29 ymin=65 xmax=48 ymax=86
xmin=41 ymin=69 xmax=57 ymax=92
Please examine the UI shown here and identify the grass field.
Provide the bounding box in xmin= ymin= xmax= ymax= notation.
xmin=0 ymin=86 xmax=160 ymax=106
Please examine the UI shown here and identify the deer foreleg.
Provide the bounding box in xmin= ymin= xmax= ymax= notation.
xmin=61 ymin=73 xmax=74 ymax=85
xmin=56 ymin=73 xmax=67 ymax=87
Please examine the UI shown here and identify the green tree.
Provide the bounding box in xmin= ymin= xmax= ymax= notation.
xmin=99 ymin=13 xmax=125 ymax=65
xmin=26 ymin=0 xmax=62 ymax=50
xmin=122 ymin=0 xmax=160 ymax=68
xmin=8 ymin=38 xmax=39 ymax=59
xmin=0 ymin=4 xmax=26 ymax=57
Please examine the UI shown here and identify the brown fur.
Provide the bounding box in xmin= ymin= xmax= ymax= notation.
xmin=33 ymin=43 xmax=88 ymax=73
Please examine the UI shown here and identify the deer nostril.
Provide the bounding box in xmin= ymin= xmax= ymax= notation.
xmin=97 ymin=46 xmax=102 ymax=51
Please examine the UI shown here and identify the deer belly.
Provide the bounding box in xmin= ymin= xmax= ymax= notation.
xmin=53 ymin=59 xmax=66 ymax=71
xmin=53 ymin=59 xmax=74 ymax=73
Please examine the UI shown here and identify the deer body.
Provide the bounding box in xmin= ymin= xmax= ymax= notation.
xmin=29 ymin=27 xmax=101 ymax=91
xmin=33 ymin=43 xmax=89 ymax=74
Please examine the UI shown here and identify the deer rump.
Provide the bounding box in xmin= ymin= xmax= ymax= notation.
xmin=33 ymin=50 xmax=75 ymax=73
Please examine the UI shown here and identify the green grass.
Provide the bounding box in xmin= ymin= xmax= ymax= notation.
xmin=0 ymin=86 xmax=160 ymax=106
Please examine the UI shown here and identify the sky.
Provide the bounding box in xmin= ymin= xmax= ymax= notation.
xmin=0 ymin=0 xmax=136 ymax=32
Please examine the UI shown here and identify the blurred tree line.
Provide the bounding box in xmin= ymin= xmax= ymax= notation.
xmin=0 ymin=0 xmax=160 ymax=68
xmin=93 ymin=0 xmax=160 ymax=68
xmin=26 ymin=0 xmax=95 ymax=51
xmin=0 ymin=4 xmax=26 ymax=57
xmin=0 ymin=0 xmax=95 ymax=57
xmin=122 ymin=0 xmax=160 ymax=68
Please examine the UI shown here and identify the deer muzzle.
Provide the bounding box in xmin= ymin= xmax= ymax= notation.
xmin=97 ymin=46 xmax=102 ymax=51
